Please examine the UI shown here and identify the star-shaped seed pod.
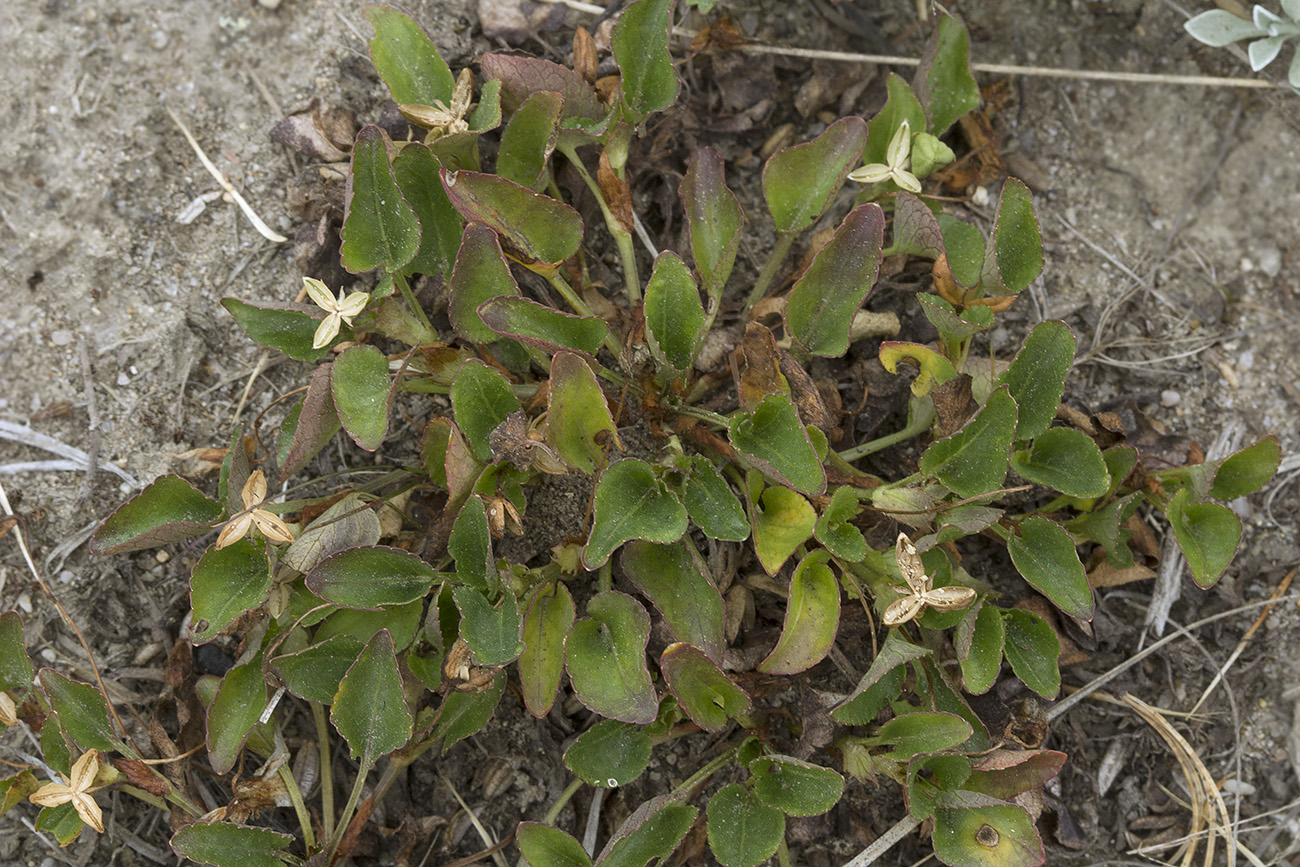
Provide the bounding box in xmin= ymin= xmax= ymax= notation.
xmin=882 ymin=532 xmax=977 ymax=627
xmin=304 ymin=276 xmax=369 ymax=350
xmin=398 ymin=67 xmax=475 ymax=138
xmin=216 ymin=469 xmax=296 ymax=550
xmin=848 ymin=119 xmax=922 ymax=194
xmin=30 ymin=750 xmax=105 ymax=833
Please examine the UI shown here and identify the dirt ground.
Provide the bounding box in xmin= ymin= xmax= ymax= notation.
xmin=2 ymin=0 xmax=1299 ymax=864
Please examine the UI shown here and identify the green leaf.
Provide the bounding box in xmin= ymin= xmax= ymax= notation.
xmin=598 ymin=798 xmax=697 ymax=867
xmin=913 ymin=14 xmax=980 ymax=135
xmin=644 ymin=251 xmax=706 ymax=372
xmin=920 ymin=385 xmax=1017 ymax=498
xmin=564 ymin=719 xmax=653 ymax=787
xmin=35 ymin=799 xmax=86 ymax=845
xmin=678 ymin=456 xmax=750 ymax=542
xmin=1002 ymin=608 xmax=1061 ymax=699
xmin=422 ymin=418 xmax=453 ymax=487
xmin=432 ymin=672 xmax=505 ymax=753
xmin=814 ymin=486 xmax=867 ymax=562
xmin=938 ymin=214 xmax=985 ymax=287
xmin=878 ymin=341 xmax=960 ymax=397
xmin=468 ymin=79 xmax=502 ymax=133
xmin=39 ymin=671 xmax=129 ymax=755
xmin=40 ymin=716 xmax=70 ymax=776
xmin=342 ymin=125 xmax=421 ymax=274
xmin=206 ymin=657 xmax=266 ymax=774
xmin=758 ymin=551 xmax=840 ymax=675
xmin=306 ymin=545 xmax=438 ymax=609
xmin=890 ymin=192 xmax=947 ymax=259
xmin=478 ymin=295 xmax=608 ymax=357
xmin=998 ymin=320 xmax=1074 ymax=440
xmin=0 ymin=611 xmax=32 ymax=694
xmin=980 ymin=178 xmax=1042 ymax=294
xmin=449 ymin=495 xmax=498 ymax=593
xmin=680 ymin=147 xmax=744 ymax=305
xmin=932 ymin=805 xmax=1044 ymax=867
xmin=519 ymin=583 xmax=575 ymax=717
xmin=750 ymin=485 xmax=816 ymax=575
xmin=517 ymin=822 xmax=594 ymax=867
xmin=0 ymin=769 xmax=40 ymax=817
xmin=453 ymin=586 xmax=524 ymax=666
xmin=621 ymin=540 xmax=725 ymax=662
xmin=917 ymin=294 xmax=993 ymax=343
xmin=315 ymin=600 xmax=424 ymax=651
xmin=1184 ymin=9 xmax=1267 ymax=47
xmin=392 ymin=143 xmax=464 ymax=279
xmin=1167 ymin=488 xmax=1242 ymax=588
xmin=451 ymin=359 xmax=521 ymax=463
xmin=729 ymin=394 xmax=826 ymax=496
xmin=365 ymin=5 xmax=454 ymax=106
xmin=565 ymin=591 xmax=658 ymax=723
xmin=222 ymin=298 xmax=332 ymax=362
xmin=661 ymin=643 xmax=750 ymax=732
xmin=190 ymin=538 xmax=271 ymax=644
xmin=1010 ymin=427 xmax=1109 ymax=498
xmin=964 ymin=749 xmax=1067 ymax=801
xmin=833 ymin=625 xmax=930 ymax=724
xmin=785 ymin=204 xmax=885 ymax=357
xmin=583 ymin=459 xmax=688 ymax=569
xmin=219 ymin=429 xmax=250 ymax=515
xmin=90 ymin=474 xmax=222 ymax=555
xmin=707 ymin=784 xmax=785 ymax=867
xmin=875 ymin=712 xmax=973 ymax=759
xmin=497 ymin=91 xmax=564 ymax=189
xmin=171 ymin=822 xmax=294 ymax=867
xmin=279 ymin=365 xmax=342 ymax=480
xmin=763 ymin=117 xmax=868 ymax=235
xmin=612 ymin=0 xmax=679 ymax=119
xmin=955 ymin=603 xmax=1004 ymax=695
xmin=331 ymin=344 xmax=393 ymax=451
xmin=1007 ymin=516 xmax=1092 ymax=620
xmin=481 ymin=54 xmax=605 ymax=122
xmin=282 ymin=493 xmax=382 ymax=575
xmin=332 ymin=630 xmax=413 ymax=763
xmin=862 ymin=74 xmax=926 ymax=165
xmin=270 ymin=634 xmax=364 ymax=705
xmin=749 ymin=755 xmax=845 ymax=817
xmin=1064 ymin=492 xmax=1141 ymax=568
xmin=441 ymin=169 xmax=583 ymax=276
xmin=448 ymin=222 xmax=521 ymax=345
xmin=1211 ymin=435 xmax=1281 ymax=500
xmin=547 ymin=352 xmax=620 ymax=475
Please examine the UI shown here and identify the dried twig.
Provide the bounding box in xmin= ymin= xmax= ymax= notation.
xmin=0 ymin=420 xmax=137 ymax=486
xmin=74 ymin=335 xmax=99 ymax=507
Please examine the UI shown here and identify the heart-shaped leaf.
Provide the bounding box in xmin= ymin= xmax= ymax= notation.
xmin=91 ymin=474 xmax=222 ymax=555
xmin=678 ymin=456 xmax=750 ymax=542
xmin=564 ymin=719 xmax=652 ymax=788
xmin=206 ymin=657 xmax=266 ymax=774
xmin=270 ymin=634 xmax=364 ymax=705
xmin=306 ymin=545 xmax=438 ymax=609
xmin=497 ymin=91 xmax=564 ymax=190
xmin=342 ymin=126 xmax=420 ymax=274
xmin=998 ymin=320 xmax=1074 ymax=440
xmin=364 ymin=5 xmax=454 ymax=107
xmin=441 ymin=169 xmax=583 ymax=276
xmin=814 ymin=486 xmax=867 ymax=562
xmin=453 ymin=586 xmax=523 ymax=666
xmin=547 ymin=352 xmax=620 ymax=474
xmin=706 ymin=784 xmax=784 ymax=867
xmin=680 ymin=147 xmax=743 ymax=305
xmin=749 ymin=755 xmax=844 ymax=817
xmin=1007 ymin=516 xmax=1092 ymax=620
xmin=661 ymin=643 xmax=750 ymax=732
xmin=729 ymin=394 xmax=826 ymax=496
xmin=393 ymin=143 xmax=465 ymax=279
xmin=331 ymin=630 xmax=413 ymax=764
xmin=1001 ymin=608 xmax=1061 ymax=699
xmin=621 ymin=540 xmax=725 ymax=662
xmin=643 ymin=251 xmax=706 ymax=372
xmin=980 ymin=178 xmax=1042 ymax=295
xmin=758 ymin=551 xmax=840 ymax=675
xmin=763 ymin=116 xmax=867 ymax=235
xmin=583 ymin=459 xmax=688 ymax=569
xmin=222 ymin=298 xmax=331 ymax=361
xmin=785 ymin=204 xmax=885 ymax=357
xmin=750 ymin=484 xmax=816 ymax=576
xmin=565 ymin=591 xmax=658 ymax=723
xmin=519 ymin=583 xmax=575 ymax=717
xmin=450 ymin=359 xmax=521 ymax=463
xmin=478 ymin=295 xmax=608 ymax=357
xmin=611 ymin=0 xmax=679 ymax=119
xmin=1010 ymin=427 xmax=1109 ymax=498
xmin=190 ymin=538 xmax=271 ymax=644
xmin=170 ymin=822 xmax=294 ymax=867
xmin=331 ymin=344 xmax=393 ymax=450
xmin=920 ymin=384 xmax=1017 ymax=498
xmin=1167 ymin=488 xmax=1242 ymax=588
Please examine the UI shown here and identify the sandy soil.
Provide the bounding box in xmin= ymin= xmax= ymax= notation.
xmin=2 ymin=0 xmax=1298 ymax=864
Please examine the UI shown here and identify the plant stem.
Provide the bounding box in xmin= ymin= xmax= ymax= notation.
xmin=670 ymin=403 xmax=731 ymax=428
xmin=743 ymin=232 xmax=796 ymax=311
xmin=671 ymin=743 xmax=741 ymax=799
xmin=312 ymin=702 xmax=335 ymax=844
xmin=558 ymin=143 xmax=641 ymax=303
xmin=837 ymin=395 xmax=935 ymax=462
xmin=547 ymin=272 xmax=625 ymax=358
xmin=278 ymin=764 xmax=316 ymax=851
xmin=394 ymin=272 xmax=435 ymax=338
xmin=541 ymin=778 xmax=585 ymax=826
xmin=327 ymin=759 xmax=371 ymax=862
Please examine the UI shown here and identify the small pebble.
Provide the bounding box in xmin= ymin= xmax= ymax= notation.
xmin=1221 ymin=779 xmax=1256 ymax=796
xmin=117 ymin=371 xmax=130 ymax=385
xmin=258 ymin=0 xmax=282 ymax=8
xmin=50 ymin=329 xmax=74 ymax=346
xmin=156 ymin=550 xmax=170 ymax=563
xmin=1160 ymin=390 xmax=1180 ymax=408
xmin=1258 ymin=247 xmax=1282 ymax=278
xmin=1238 ymin=350 xmax=1253 ymax=369
xmin=17 ymin=592 xmax=32 ymax=613
xmin=151 ymin=29 xmax=168 ymax=50
xmin=971 ymin=186 xmax=991 ymax=207
xmin=59 ymin=570 xmax=74 ymax=584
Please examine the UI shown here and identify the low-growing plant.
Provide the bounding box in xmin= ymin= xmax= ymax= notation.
xmin=1185 ymin=1 xmax=1300 ymax=88
xmin=0 ymin=4 xmax=1282 ymax=866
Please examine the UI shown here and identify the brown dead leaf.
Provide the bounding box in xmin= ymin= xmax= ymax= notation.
xmin=573 ymin=27 xmax=598 ymax=84
xmin=733 ymin=322 xmax=790 ymax=411
xmin=110 ymin=756 xmax=172 ymax=797
xmin=690 ymin=15 xmax=748 ymax=53
xmin=932 ymin=374 xmax=975 ymax=438
xmin=778 ymin=350 xmax=834 ymax=435
xmin=598 ymin=150 xmax=633 ymax=232
xmin=1088 ymin=559 xmax=1156 ymax=588
xmin=269 ymin=99 xmax=355 ymax=163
